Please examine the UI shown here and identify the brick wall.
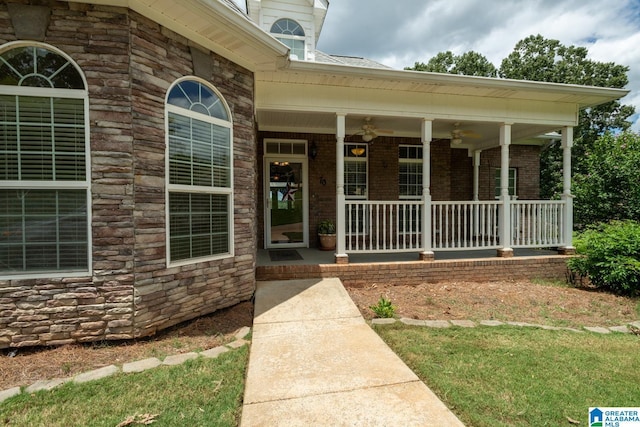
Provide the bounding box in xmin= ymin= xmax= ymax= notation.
xmin=479 ymin=145 xmax=541 ymax=200
xmin=0 ymin=1 xmax=256 ymax=348
xmin=256 ymin=256 xmax=572 ymax=286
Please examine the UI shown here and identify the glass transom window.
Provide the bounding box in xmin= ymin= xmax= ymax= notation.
xmin=166 ymin=79 xmax=233 ymax=263
xmin=0 ymin=44 xmax=89 ymax=277
xmin=270 ymin=18 xmax=305 ymax=60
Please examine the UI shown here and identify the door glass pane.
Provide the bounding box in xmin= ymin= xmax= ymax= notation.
xmin=269 ymin=160 xmax=303 ymax=244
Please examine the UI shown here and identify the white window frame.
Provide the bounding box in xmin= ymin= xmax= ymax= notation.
xmin=270 ymin=18 xmax=306 ymax=60
xmin=0 ymin=41 xmax=91 ymax=280
xmin=344 ymin=143 xmax=368 ymax=200
xmin=399 ymin=144 xmax=423 ymax=200
xmin=494 ymin=167 xmax=517 ymax=198
xmin=165 ymin=77 xmax=234 ymax=266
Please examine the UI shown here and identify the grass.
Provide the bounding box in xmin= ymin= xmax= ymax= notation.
xmin=375 ymin=324 xmax=640 ymax=426
xmin=0 ymin=346 xmax=248 ymax=427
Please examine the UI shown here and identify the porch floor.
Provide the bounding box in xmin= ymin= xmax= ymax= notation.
xmin=257 ymin=247 xmax=559 ymax=267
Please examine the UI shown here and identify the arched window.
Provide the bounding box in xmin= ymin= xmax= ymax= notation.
xmin=270 ymin=18 xmax=305 ymax=60
xmin=0 ymin=43 xmax=89 ymax=277
xmin=166 ymin=78 xmax=233 ymax=263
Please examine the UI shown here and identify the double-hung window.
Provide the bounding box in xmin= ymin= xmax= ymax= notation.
xmin=270 ymin=18 xmax=306 ymax=60
xmin=494 ymin=168 xmax=517 ymax=198
xmin=0 ymin=43 xmax=89 ymax=277
xmin=344 ymin=143 xmax=368 ymax=233
xmin=399 ymin=145 xmax=423 ymax=199
xmin=399 ymin=145 xmax=423 ymax=232
xmin=166 ymin=78 xmax=233 ymax=264
xmin=344 ymin=143 xmax=367 ymax=199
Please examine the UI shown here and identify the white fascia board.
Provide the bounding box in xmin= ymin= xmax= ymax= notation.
xmin=285 ymin=60 xmax=630 ymax=108
xmin=257 ymin=83 xmax=581 ymax=127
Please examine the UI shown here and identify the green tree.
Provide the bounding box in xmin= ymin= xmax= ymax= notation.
xmin=406 ymin=51 xmax=497 ymax=77
xmin=499 ymin=35 xmax=635 ymax=198
xmin=573 ymin=131 xmax=640 ymax=227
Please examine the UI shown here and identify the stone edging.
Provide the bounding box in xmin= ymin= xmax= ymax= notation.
xmin=372 ymin=318 xmax=640 ymax=335
xmin=0 ymin=326 xmax=251 ymax=404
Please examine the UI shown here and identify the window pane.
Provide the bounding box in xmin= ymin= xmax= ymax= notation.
xmin=0 ymin=189 xmax=87 ymax=273
xmin=270 ymin=19 xmax=305 ymax=36
xmin=167 ymin=80 xmax=228 ymax=121
xmin=169 ymin=113 xmax=230 ymax=188
xmin=495 ymin=168 xmax=516 ymax=197
xmin=399 ymin=162 xmax=422 ymax=197
xmin=0 ymin=46 xmax=84 ymax=89
xmin=0 ymin=96 xmax=85 ymax=181
xmin=345 ymin=160 xmax=367 ymax=198
xmin=169 ymin=192 xmax=229 ymax=261
xmin=1 ymin=46 xmax=34 ymax=78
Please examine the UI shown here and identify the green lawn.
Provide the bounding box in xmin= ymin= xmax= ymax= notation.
xmin=0 ymin=346 xmax=248 ymax=427
xmin=375 ymin=324 xmax=640 ymax=427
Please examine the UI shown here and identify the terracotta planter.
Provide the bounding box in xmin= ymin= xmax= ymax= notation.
xmin=318 ymin=234 xmax=336 ymax=251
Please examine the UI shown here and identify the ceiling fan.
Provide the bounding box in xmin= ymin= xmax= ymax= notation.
xmin=450 ymin=122 xmax=481 ymax=144
xmin=352 ymin=117 xmax=394 ymax=142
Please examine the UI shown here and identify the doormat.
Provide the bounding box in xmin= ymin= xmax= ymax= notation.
xmin=269 ymin=249 xmax=303 ymax=262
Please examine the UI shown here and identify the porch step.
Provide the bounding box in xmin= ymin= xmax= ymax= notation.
xmin=240 ymin=278 xmax=464 ymax=426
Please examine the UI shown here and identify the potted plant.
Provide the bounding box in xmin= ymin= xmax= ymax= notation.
xmin=317 ymin=219 xmax=336 ymax=251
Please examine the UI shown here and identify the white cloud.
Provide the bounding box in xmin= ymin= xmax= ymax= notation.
xmin=317 ymin=0 xmax=640 ymax=130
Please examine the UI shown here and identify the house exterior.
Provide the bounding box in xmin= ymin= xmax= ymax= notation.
xmin=0 ymin=0 xmax=628 ymax=348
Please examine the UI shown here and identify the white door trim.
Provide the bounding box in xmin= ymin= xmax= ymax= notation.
xmin=263 ymin=141 xmax=309 ymax=249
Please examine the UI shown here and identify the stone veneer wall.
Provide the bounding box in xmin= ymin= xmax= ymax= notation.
xmin=0 ymin=1 xmax=256 ymax=348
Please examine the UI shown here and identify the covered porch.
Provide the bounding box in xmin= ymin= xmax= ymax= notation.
xmin=332 ymin=117 xmax=575 ymax=263
xmin=254 ymin=62 xmax=627 ymax=264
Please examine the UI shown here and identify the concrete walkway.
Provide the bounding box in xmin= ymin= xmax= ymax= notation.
xmin=240 ymin=278 xmax=464 ymax=426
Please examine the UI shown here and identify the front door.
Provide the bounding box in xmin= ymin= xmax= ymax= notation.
xmin=264 ymin=151 xmax=308 ymax=248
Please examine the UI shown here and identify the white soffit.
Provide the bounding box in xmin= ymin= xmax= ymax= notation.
xmin=67 ymin=0 xmax=289 ymax=71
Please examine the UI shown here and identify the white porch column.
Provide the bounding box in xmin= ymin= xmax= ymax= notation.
xmin=497 ymin=124 xmax=513 ymax=257
xmin=472 ymin=150 xmax=481 ymax=201
xmin=335 ymin=113 xmax=348 ymax=263
xmin=420 ymin=119 xmax=434 ymax=261
xmin=559 ymin=126 xmax=576 ymax=254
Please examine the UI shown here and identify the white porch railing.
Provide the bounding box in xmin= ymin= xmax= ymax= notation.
xmin=342 ymin=200 xmax=567 ymax=253
xmin=432 ymin=201 xmax=501 ymax=250
xmin=510 ymin=200 xmax=565 ymax=247
xmin=345 ymin=201 xmax=423 ymax=252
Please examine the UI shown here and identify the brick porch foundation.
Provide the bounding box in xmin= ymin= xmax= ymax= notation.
xmin=256 ymin=256 xmax=572 ymax=286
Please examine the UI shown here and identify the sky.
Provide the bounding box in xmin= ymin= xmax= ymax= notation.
xmin=312 ymin=0 xmax=640 ymax=130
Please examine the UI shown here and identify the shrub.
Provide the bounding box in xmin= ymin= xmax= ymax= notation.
xmin=369 ymin=296 xmax=396 ymax=318
xmin=567 ymin=220 xmax=640 ymax=296
xmin=317 ymin=219 xmax=335 ymax=234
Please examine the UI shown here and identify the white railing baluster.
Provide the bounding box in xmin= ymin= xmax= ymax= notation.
xmin=341 ymin=199 xmax=565 ymax=254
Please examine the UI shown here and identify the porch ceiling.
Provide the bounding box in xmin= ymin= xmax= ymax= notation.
xmin=256 ymin=110 xmax=558 ymax=148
